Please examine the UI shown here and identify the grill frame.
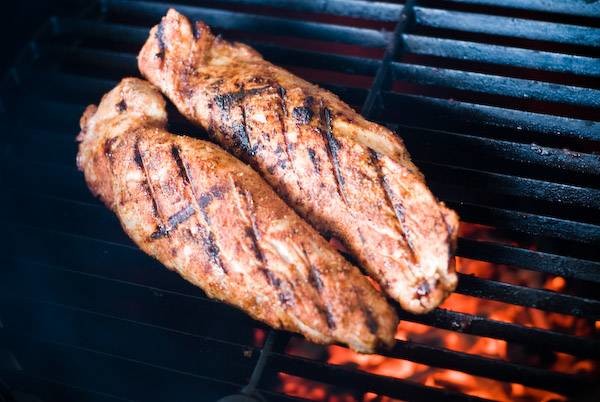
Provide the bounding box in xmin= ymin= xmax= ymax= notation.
xmin=1 ymin=0 xmax=599 ymax=401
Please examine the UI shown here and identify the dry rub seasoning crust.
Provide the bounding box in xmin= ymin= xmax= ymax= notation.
xmin=138 ymin=9 xmax=460 ymax=313
xmin=77 ymin=78 xmax=398 ymax=353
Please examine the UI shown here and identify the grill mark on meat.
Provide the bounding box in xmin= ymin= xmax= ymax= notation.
xmin=103 ymin=137 xmax=118 ymax=163
xmin=301 ymin=245 xmax=336 ymax=330
xmin=171 ymin=144 xmax=227 ymax=273
xmin=150 ymin=204 xmax=196 ymax=239
xmin=214 ymin=86 xmax=271 ymax=111
xmin=116 ymin=99 xmax=127 ymax=113
xmin=307 ymin=148 xmax=320 ymax=173
xmin=369 ymin=149 xmax=417 ymax=264
xmin=238 ymin=182 xmax=267 ymax=264
xmin=155 ymin=21 xmax=166 ymax=61
xmin=215 ymin=86 xmax=269 ymax=156
xmin=363 ymin=306 xmax=379 ymax=335
xmin=134 ymin=140 xmax=162 ymax=221
xmin=292 ymin=96 xmax=314 ymax=125
xmin=319 ymin=105 xmax=348 ymax=205
xmin=171 ymin=145 xmax=189 ymax=184
xmin=324 ymin=307 xmax=336 ymax=330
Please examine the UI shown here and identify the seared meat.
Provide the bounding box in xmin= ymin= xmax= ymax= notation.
xmin=138 ymin=9 xmax=459 ymax=313
xmin=76 ymin=78 xmax=398 ymax=352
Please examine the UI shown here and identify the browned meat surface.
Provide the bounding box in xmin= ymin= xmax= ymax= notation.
xmin=76 ymin=78 xmax=398 ymax=352
xmin=138 ymin=9 xmax=459 ymax=313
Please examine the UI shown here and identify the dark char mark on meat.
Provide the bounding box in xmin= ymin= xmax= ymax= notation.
xmin=150 ymin=204 xmax=196 ymax=239
xmin=363 ymin=306 xmax=379 ymax=335
xmin=155 ymin=20 xmax=166 ymax=60
xmin=103 ymin=137 xmax=118 ymax=163
xmin=292 ymin=96 xmax=314 ymax=125
xmin=214 ymin=86 xmax=270 ymax=156
xmin=171 ymin=145 xmax=189 ymax=184
xmin=319 ymin=106 xmax=348 ymax=204
xmin=134 ymin=140 xmax=161 ymax=220
xmin=116 ymin=99 xmax=127 ymax=113
xmin=369 ymin=149 xmax=417 ymax=263
xmin=301 ymin=246 xmax=336 ymax=330
xmin=307 ymin=148 xmax=320 ymax=173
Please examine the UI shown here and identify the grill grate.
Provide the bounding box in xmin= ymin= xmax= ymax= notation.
xmin=1 ymin=0 xmax=599 ymax=401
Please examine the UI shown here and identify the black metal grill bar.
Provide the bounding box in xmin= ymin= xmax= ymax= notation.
xmin=361 ymin=0 xmax=416 ymax=115
xmin=457 ymin=238 xmax=600 ymax=284
xmin=391 ymin=62 xmax=600 ymax=108
xmin=413 ymin=7 xmax=600 ymax=47
xmin=106 ymin=0 xmax=390 ymax=47
xmin=457 ymin=274 xmax=600 ymax=318
xmin=387 ymin=339 xmax=592 ymax=394
xmin=398 ymin=307 xmax=600 ymax=359
xmin=179 ymin=0 xmax=404 ymax=21
xmin=420 ymin=161 xmax=600 ymax=211
xmin=402 ymin=34 xmax=600 ymax=77
xmin=447 ymin=200 xmax=600 ymax=244
xmin=0 ymin=371 xmax=132 ymax=402
xmin=440 ymin=0 xmax=600 ymax=18
xmin=0 ymin=331 xmax=253 ymax=402
xmin=0 ymin=297 xmax=260 ymax=385
xmin=392 ymin=124 xmax=600 ymax=178
xmin=382 ymin=92 xmax=600 ymax=142
xmin=266 ymin=353 xmax=495 ymax=402
xmin=45 ymin=42 xmax=381 ymax=81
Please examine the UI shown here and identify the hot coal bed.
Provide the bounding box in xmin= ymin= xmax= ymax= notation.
xmin=0 ymin=1 xmax=599 ymax=402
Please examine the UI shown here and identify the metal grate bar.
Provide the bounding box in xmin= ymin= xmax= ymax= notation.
xmin=0 ymin=297 xmax=260 ymax=385
xmin=414 ymin=7 xmax=600 ymax=47
xmin=448 ymin=201 xmax=600 ymax=244
xmin=45 ymin=43 xmax=381 ymax=81
xmin=402 ymin=34 xmax=600 ymax=77
xmin=106 ymin=0 xmax=390 ymax=47
xmin=457 ymin=238 xmax=600 ymax=284
xmin=361 ymin=0 xmax=417 ymax=115
xmin=267 ymin=353 xmax=495 ymax=402
xmin=397 ymin=308 xmax=600 ymax=359
xmin=394 ymin=125 xmax=600 ymax=178
xmin=391 ymin=62 xmax=600 ymax=108
xmin=420 ymin=161 xmax=600 ymax=211
xmin=456 ymin=274 xmax=600 ymax=318
xmin=181 ymin=0 xmax=404 ymax=21
xmin=0 ymin=331 xmax=252 ymax=402
xmin=386 ymin=339 xmax=592 ymax=394
xmin=382 ymin=92 xmax=600 ymax=142
xmin=440 ymin=0 xmax=600 ymax=18
xmin=0 ymin=370 xmax=132 ymax=402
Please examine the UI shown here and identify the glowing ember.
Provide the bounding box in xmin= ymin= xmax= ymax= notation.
xmin=275 ymin=223 xmax=597 ymax=401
